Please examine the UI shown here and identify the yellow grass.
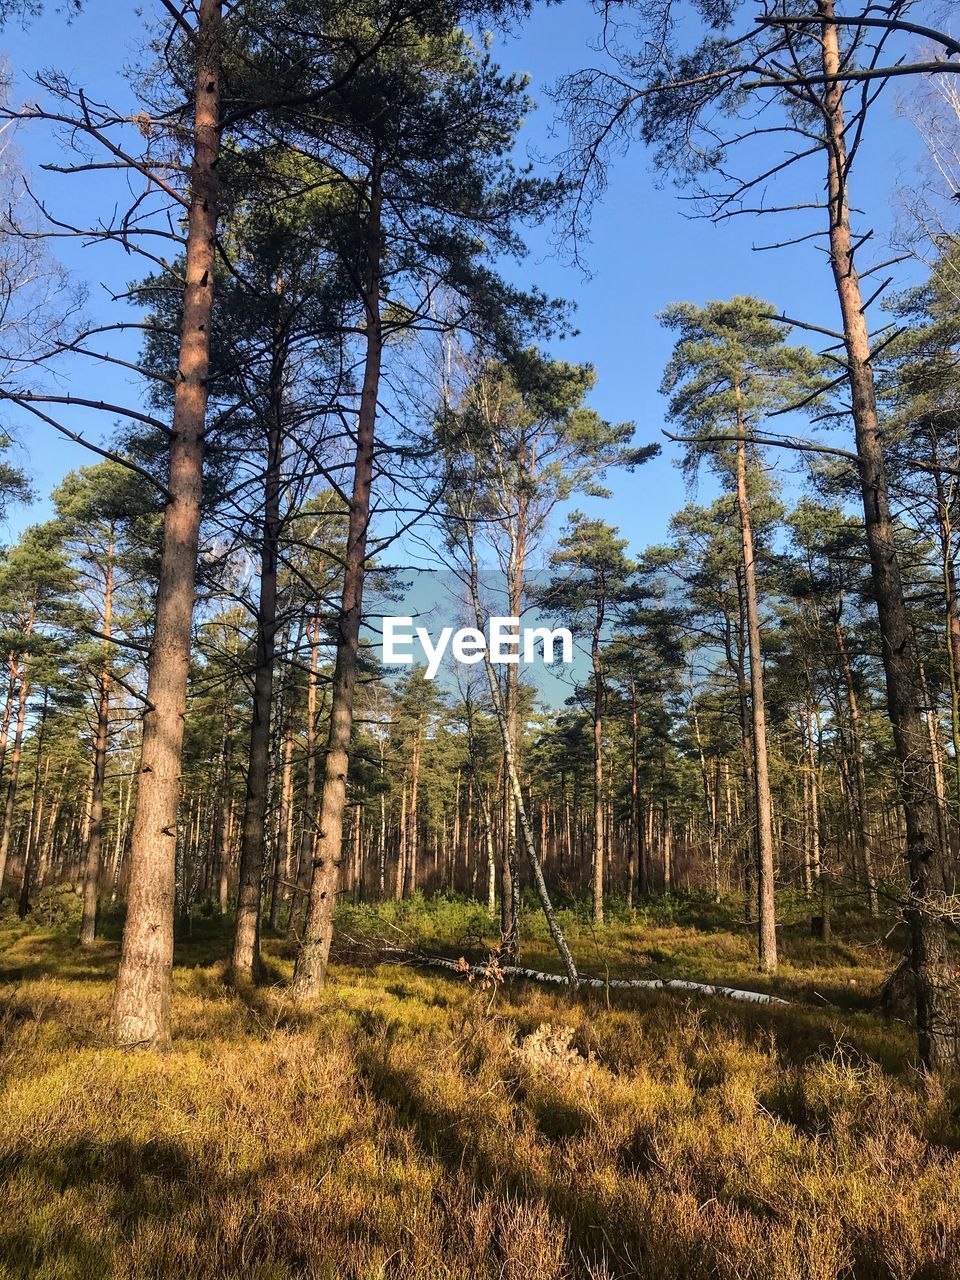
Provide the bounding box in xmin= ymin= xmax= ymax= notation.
xmin=1 ymin=891 xmax=959 ymax=1279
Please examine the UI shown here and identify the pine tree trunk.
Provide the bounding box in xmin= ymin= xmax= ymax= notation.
xmin=81 ymin=543 xmax=114 ymax=945
xmin=693 ymin=696 xmax=720 ymax=903
xmin=394 ymin=779 xmax=406 ymax=900
xmin=17 ymin=695 xmax=48 ymax=919
xmin=591 ymin=592 xmax=606 ymax=925
xmin=0 ymin=650 xmax=30 ymax=894
xmin=232 ymin=354 xmax=285 ymax=980
xmin=267 ymin=699 xmax=295 ymax=931
xmin=290 ymin=162 xmax=383 ymax=999
xmin=726 ymin=583 xmax=757 ymax=922
xmin=807 ymin=707 xmax=823 ymax=882
xmin=0 ymin=652 xmax=17 ymax=781
xmin=931 ymin=440 xmax=960 ymax=822
xmin=288 ymin=620 xmax=320 ymax=936
xmin=801 ymin=753 xmax=812 ymax=897
xmin=109 ymin=0 xmax=222 ymax=1047
xmin=818 ymin=0 xmax=959 ymax=1071
xmin=407 ymin=724 xmax=421 ymax=897
xmin=215 ymin=726 xmax=232 ymax=913
xmin=38 ymin=766 xmax=66 ymax=892
xmin=378 ymin=757 xmax=387 ymax=902
xmin=832 ymin=607 xmax=879 ymax=913
xmin=629 ymin=680 xmax=640 ymax=909
xmin=734 ymin=428 xmax=777 ymax=972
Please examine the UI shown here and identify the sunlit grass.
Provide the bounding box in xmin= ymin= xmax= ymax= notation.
xmin=1 ymin=888 xmax=958 ymax=1278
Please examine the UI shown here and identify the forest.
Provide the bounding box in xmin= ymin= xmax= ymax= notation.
xmin=3 ymin=1 xmax=960 ymax=1277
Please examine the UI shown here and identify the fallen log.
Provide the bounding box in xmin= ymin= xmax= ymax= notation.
xmin=380 ymin=948 xmax=789 ymax=1006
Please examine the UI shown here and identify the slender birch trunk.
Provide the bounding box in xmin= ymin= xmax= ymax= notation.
xmin=466 ymin=538 xmax=578 ymax=983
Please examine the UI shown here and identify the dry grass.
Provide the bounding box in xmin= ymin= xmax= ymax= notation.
xmin=2 ymin=890 xmax=959 ymax=1279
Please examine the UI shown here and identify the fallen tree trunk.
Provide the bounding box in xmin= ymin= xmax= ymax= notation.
xmin=381 ymin=949 xmax=788 ymax=1006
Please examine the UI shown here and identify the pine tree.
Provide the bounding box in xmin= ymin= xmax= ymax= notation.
xmin=542 ymin=513 xmax=635 ymax=924
xmin=659 ymin=298 xmax=823 ymax=971
xmin=291 ymin=15 xmax=563 ymax=998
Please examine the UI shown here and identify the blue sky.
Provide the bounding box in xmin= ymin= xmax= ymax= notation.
xmin=0 ymin=1 xmax=930 ymax=561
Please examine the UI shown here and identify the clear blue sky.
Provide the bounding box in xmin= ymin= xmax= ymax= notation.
xmin=0 ymin=2 xmax=928 ymax=560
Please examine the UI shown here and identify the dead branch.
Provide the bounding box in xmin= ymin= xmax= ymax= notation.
xmin=378 ymin=947 xmax=789 ymax=1006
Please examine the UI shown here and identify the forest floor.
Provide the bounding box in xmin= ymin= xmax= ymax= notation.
xmin=2 ymin=890 xmax=959 ymax=1280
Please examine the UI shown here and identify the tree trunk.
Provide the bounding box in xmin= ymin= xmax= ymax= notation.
xmin=407 ymin=722 xmax=422 ymax=897
xmin=17 ymin=693 xmax=48 ymax=917
xmin=0 ymin=650 xmax=30 ymax=894
xmin=832 ymin=606 xmax=879 ymax=913
xmin=591 ymin=589 xmax=606 ymax=925
xmin=819 ymin=0 xmax=958 ymax=1071
xmin=690 ymin=671 xmax=720 ymax=903
xmin=918 ymin=659 xmax=951 ymax=887
xmin=288 ymin=619 xmax=321 ymax=936
xmin=109 ymin=0 xmax=222 ymax=1047
xmin=0 ymin=651 xmax=17 ymax=781
xmin=215 ymin=724 xmax=233 ymax=913
xmin=232 ymin=345 xmax=285 ymax=980
xmin=465 ymin=537 xmax=578 ymax=984
xmin=734 ymin=426 xmax=777 ymax=972
xmin=270 ymin=703 xmax=296 ymax=930
xmin=378 ymin=744 xmax=387 ymax=901
xmin=80 ymin=538 xmax=114 ymax=945
xmin=629 ymin=679 xmax=640 ymax=909
xmin=291 ymin=160 xmax=383 ymax=999
xmin=726 ymin=582 xmax=757 ymax=922
xmin=931 ymin=438 xmax=960 ymax=824
xmin=499 ymin=496 xmax=528 ymax=959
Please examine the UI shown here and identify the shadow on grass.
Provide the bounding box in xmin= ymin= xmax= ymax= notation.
xmin=352 ymin=1038 xmax=664 ymax=1279
xmin=0 ymin=1129 xmax=383 ymax=1280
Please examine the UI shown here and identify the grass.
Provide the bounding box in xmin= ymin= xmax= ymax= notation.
xmin=2 ymin=887 xmax=959 ymax=1279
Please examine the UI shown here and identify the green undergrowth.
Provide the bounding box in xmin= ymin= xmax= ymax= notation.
xmin=1 ymin=891 xmax=958 ymax=1279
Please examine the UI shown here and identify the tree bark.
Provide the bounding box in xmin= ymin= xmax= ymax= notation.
xmin=0 ymin=649 xmax=30 ymax=894
xmin=232 ymin=348 xmax=284 ymax=981
xmin=819 ymin=0 xmax=959 ymax=1071
xmin=465 ymin=536 xmax=579 ymax=985
xmin=0 ymin=651 xmax=17 ymax=781
xmin=290 ymin=160 xmax=383 ymax=998
xmin=831 ymin=604 xmax=879 ymax=913
xmin=691 ymin=683 xmax=720 ymax=903
xmin=109 ymin=0 xmax=222 ymax=1047
xmin=288 ymin=618 xmax=321 ymax=936
xmin=629 ymin=679 xmax=640 ymax=908
xmin=270 ymin=702 xmax=296 ymax=930
xmin=734 ymin=427 xmax=777 ymax=972
xmin=407 ymin=720 xmax=422 ymax=896
xmin=590 ymin=585 xmax=606 ymax=924
xmin=726 ymin=577 xmax=757 ymax=922
xmin=17 ymin=693 xmax=48 ymax=917
xmin=80 ymin=537 xmax=114 ymax=945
